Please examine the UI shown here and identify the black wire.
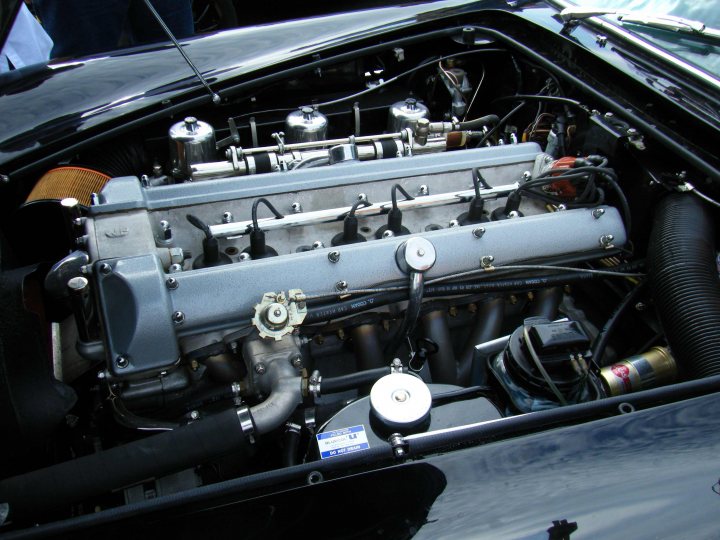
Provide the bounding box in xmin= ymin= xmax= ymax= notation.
xmin=315 ymin=48 xmax=507 ymax=109
xmin=601 ymin=173 xmax=633 ymax=239
xmin=391 ymin=184 xmax=414 ymax=210
xmin=342 ymin=198 xmax=372 ymax=219
xmin=475 ymin=101 xmax=527 ymax=147
xmin=186 ymin=214 xmax=212 ymax=239
xmin=592 ymin=282 xmax=647 ymax=367
xmin=522 ymin=165 xmax=632 ymax=238
xmin=230 ymin=48 xmax=508 ymax=124
xmin=251 ymin=198 xmax=284 ymax=230
xmin=491 ymin=94 xmax=584 ymax=109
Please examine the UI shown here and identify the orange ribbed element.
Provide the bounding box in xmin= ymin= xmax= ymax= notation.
xmin=26 ymin=167 xmax=111 ymax=206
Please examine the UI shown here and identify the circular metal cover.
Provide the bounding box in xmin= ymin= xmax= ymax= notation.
xmin=370 ymin=373 xmax=432 ymax=429
xmin=396 ymin=237 xmax=437 ymax=273
xmin=264 ymin=302 xmax=289 ymax=328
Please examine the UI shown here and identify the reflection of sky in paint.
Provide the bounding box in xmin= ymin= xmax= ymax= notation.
xmin=573 ymin=0 xmax=720 ymax=27
xmin=571 ymin=0 xmax=720 ymax=75
xmin=412 ymin=395 xmax=720 ymax=539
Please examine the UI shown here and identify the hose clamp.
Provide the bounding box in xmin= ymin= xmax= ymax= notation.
xmin=308 ymin=370 xmax=322 ymax=398
xmin=236 ymin=405 xmax=256 ymax=444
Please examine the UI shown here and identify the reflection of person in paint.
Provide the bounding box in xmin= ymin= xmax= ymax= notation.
xmin=1 ymin=4 xmax=53 ymax=73
xmin=32 ymin=0 xmax=193 ymax=59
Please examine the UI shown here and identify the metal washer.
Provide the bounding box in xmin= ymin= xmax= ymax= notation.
xmin=370 ymin=373 xmax=432 ymax=430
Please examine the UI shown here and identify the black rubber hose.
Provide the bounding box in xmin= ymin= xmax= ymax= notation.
xmin=282 ymin=426 xmax=301 ymax=467
xmin=321 ymin=367 xmax=390 ymax=394
xmin=457 ymin=114 xmax=499 ymax=131
xmin=475 ymin=102 xmax=526 ymax=147
xmin=648 ymin=194 xmax=720 ymax=378
xmin=0 ymin=408 xmax=249 ymax=522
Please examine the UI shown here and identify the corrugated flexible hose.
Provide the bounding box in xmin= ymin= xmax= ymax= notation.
xmin=648 ymin=194 xmax=720 ymax=378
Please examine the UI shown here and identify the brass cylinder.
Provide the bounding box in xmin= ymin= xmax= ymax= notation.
xmin=600 ymin=346 xmax=677 ymax=396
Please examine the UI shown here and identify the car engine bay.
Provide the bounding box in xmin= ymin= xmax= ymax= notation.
xmin=1 ymin=16 xmax=719 ymax=528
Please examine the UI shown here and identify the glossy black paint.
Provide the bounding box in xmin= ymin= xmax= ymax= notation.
xmin=0 ymin=0 xmax=717 ymax=182
xmin=28 ymin=391 xmax=720 ymax=539
xmin=0 ymin=0 xmax=480 ymax=172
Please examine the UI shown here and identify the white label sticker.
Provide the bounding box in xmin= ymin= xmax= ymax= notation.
xmin=316 ymin=425 xmax=370 ymax=459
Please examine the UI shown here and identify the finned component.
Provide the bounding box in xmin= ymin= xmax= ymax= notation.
xmin=600 ymin=346 xmax=677 ymax=396
xmin=285 ymin=106 xmax=328 ymax=143
xmin=169 ymin=117 xmax=216 ymax=178
xmin=252 ymin=290 xmax=308 ymax=341
xmin=370 ymin=373 xmax=432 ymax=430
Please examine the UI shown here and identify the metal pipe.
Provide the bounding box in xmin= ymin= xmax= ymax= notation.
xmin=191 ymin=137 xmax=450 ymax=180
xmin=386 ymin=271 xmax=425 ymax=356
xmin=352 ymin=324 xmax=386 ymax=371
xmin=422 ymin=309 xmax=457 ymax=384
xmin=238 ymin=131 xmax=405 ymax=154
xmin=528 ymin=287 xmax=563 ymax=319
xmin=67 ymin=276 xmax=92 ymax=343
xmin=458 ymin=297 xmax=505 ymax=386
xmin=209 ymin=183 xmax=518 ymax=238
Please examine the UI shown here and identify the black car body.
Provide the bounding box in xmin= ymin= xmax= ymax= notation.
xmin=0 ymin=1 xmax=719 ymax=538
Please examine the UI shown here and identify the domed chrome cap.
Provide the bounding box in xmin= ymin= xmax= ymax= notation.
xmin=168 ymin=116 xmax=216 ymax=177
xmin=388 ymin=98 xmax=429 ymax=132
xmin=285 ymin=106 xmax=328 ymax=143
xmin=370 ymin=373 xmax=432 ymax=430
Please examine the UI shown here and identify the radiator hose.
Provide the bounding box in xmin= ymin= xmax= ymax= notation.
xmin=0 ymin=408 xmax=252 ymax=522
xmin=0 ymin=359 xmax=302 ymax=523
xmin=648 ymin=194 xmax=720 ymax=378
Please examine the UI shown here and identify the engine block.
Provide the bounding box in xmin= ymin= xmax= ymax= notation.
xmin=82 ymin=142 xmax=626 ymax=378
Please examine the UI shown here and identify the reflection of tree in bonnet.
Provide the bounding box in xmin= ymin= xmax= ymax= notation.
xmin=713 ymin=478 xmax=720 ymax=495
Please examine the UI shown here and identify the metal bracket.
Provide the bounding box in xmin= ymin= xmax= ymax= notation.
xmin=388 ymin=433 xmax=409 ymax=458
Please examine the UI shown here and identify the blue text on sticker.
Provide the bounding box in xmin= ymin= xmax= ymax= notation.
xmin=316 ymin=425 xmax=370 ymax=459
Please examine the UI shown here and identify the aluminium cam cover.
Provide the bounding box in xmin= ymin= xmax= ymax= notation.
xmin=95 ymin=206 xmax=626 ymax=377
